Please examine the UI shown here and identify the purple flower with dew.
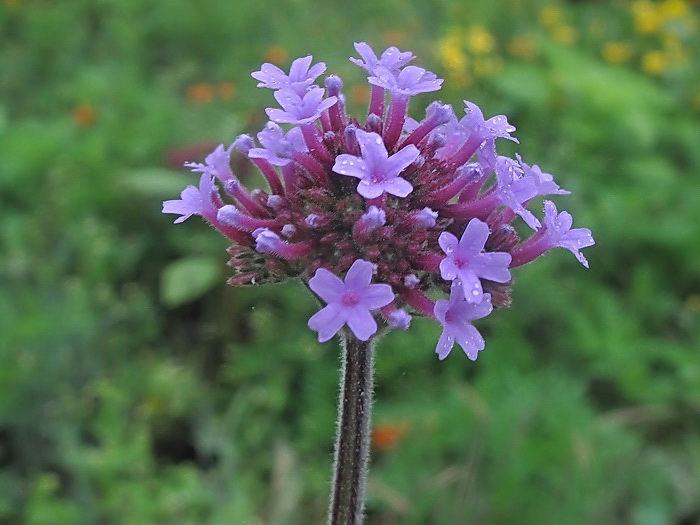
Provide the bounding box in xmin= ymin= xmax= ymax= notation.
xmin=162 ymin=173 xmax=219 ymax=224
xmin=368 ymin=65 xmax=443 ymax=96
xmin=434 ymin=285 xmax=494 ymax=360
xmin=248 ymin=122 xmax=307 ymax=166
xmin=494 ymin=156 xmax=541 ymax=230
xmin=463 ymin=101 xmax=518 ymax=144
xmin=333 ymin=129 xmax=419 ymax=198
xmin=308 ymin=259 xmax=394 ymax=342
xmin=439 ymin=218 xmax=512 ymax=303
xmin=163 ymin=43 xmax=594 ymax=359
xmin=185 ymin=143 xmax=234 ymax=182
xmin=266 ymin=87 xmax=338 ymax=125
xmin=350 ymin=42 xmax=415 ymax=75
xmin=516 ymin=154 xmax=570 ymax=196
xmin=512 ymin=200 xmax=595 ymax=268
xmin=251 ymin=55 xmax=326 ymax=95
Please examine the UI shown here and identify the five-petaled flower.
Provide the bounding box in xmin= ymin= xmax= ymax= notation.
xmin=439 ymin=218 xmax=512 ymax=303
xmin=333 ymin=129 xmax=419 ymax=198
xmin=308 ymin=259 xmax=394 ymax=342
xmin=434 ymin=284 xmax=494 ymax=360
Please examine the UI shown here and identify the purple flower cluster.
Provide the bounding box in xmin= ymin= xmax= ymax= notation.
xmin=163 ymin=43 xmax=594 ymax=360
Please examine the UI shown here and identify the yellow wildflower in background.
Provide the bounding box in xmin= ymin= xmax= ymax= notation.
xmin=552 ymin=24 xmax=578 ymax=45
xmin=658 ymin=0 xmax=690 ymax=19
xmin=438 ymin=34 xmax=471 ymax=87
xmin=601 ymin=42 xmax=634 ymax=64
xmin=641 ymin=50 xmax=668 ymax=74
xmin=631 ymin=0 xmax=663 ymax=34
xmin=539 ymin=6 xmax=562 ymax=28
xmin=466 ymin=25 xmax=496 ymax=55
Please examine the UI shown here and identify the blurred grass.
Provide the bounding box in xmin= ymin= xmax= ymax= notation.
xmin=1 ymin=0 xmax=699 ymax=523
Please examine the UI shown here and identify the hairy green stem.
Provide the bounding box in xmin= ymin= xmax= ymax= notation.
xmin=327 ymin=333 xmax=375 ymax=525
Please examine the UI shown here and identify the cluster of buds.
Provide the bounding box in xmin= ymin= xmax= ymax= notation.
xmin=163 ymin=43 xmax=594 ymax=360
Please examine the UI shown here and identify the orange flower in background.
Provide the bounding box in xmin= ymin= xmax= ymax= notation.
xmin=349 ymin=83 xmax=370 ymax=107
xmin=72 ymin=104 xmax=97 ymax=126
xmin=507 ymin=34 xmax=538 ymax=60
xmin=382 ymin=30 xmax=406 ymax=46
xmin=186 ymin=83 xmax=214 ymax=103
xmin=217 ymin=82 xmax=237 ymax=101
xmin=265 ymin=45 xmax=288 ymax=65
xmin=372 ymin=421 xmax=410 ymax=452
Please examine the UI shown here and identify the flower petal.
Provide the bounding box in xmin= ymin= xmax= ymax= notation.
xmin=346 ymin=307 xmax=378 ymax=341
xmin=344 ymin=259 xmax=374 ymax=288
xmin=309 ymin=268 xmax=346 ymax=303
xmin=308 ymin=303 xmax=346 ymax=342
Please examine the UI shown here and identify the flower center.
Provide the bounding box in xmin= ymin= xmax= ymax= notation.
xmin=341 ymin=291 xmax=360 ymax=306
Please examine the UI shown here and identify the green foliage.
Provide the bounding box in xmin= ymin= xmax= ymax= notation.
xmin=2 ymin=0 xmax=699 ymax=523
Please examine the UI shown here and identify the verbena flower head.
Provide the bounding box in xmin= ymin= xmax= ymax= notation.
xmin=164 ymin=43 xmax=595 ymax=358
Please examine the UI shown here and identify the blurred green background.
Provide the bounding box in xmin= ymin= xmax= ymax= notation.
xmin=2 ymin=0 xmax=699 ymax=523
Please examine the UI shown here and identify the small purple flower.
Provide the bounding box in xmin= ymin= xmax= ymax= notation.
xmin=184 ymin=143 xmax=234 ymax=182
xmin=248 ymin=122 xmax=307 ymax=166
xmin=308 ymin=259 xmax=394 ymax=342
xmin=540 ymin=200 xmax=595 ymax=267
xmin=266 ymin=87 xmax=338 ymax=125
xmin=516 ymin=154 xmax=570 ymax=197
xmin=463 ymin=101 xmax=518 ymax=144
xmin=494 ymin=156 xmax=541 ymax=230
xmin=162 ymin=173 xmax=218 ymax=223
xmin=434 ymin=285 xmax=493 ymax=360
xmin=333 ymin=129 xmax=419 ymax=199
xmin=350 ymin=42 xmax=415 ymax=76
xmin=439 ymin=218 xmax=512 ymax=303
xmin=368 ymin=65 xmax=443 ymax=96
xmin=251 ymin=55 xmax=326 ymax=95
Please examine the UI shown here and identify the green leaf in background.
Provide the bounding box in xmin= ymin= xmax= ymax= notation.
xmin=160 ymin=255 xmax=222 ymax=307
xmin=119 ymin=168 xmax=197 ymax=199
